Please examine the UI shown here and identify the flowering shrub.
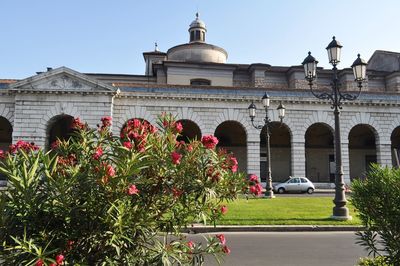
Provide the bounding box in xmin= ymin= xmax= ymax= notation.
xmin=0 ymin=113 xmax=249 ymax=265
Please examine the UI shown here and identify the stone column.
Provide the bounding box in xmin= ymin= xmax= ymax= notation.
xmin=377 ymin=141 xmax=393 ymax=167
xmin=247 ymin=141 xmax=260 ymax=178
xmin=341 ymin=140 xmax=351 ymax=184
xmin=291 ymin=141 xmax=306 ymax=177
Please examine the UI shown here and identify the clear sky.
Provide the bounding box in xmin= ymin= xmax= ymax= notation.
xmin=2 ymin=0 xmax=400 ymax=79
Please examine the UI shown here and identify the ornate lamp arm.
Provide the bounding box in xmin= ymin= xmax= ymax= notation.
xmin=250 ymin=118 xmax=264 ymax=130
xmin=308 ymin=81 xmax=334 ymax=102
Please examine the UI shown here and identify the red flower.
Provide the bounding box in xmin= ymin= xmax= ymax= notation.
xmin=250 ymin=183 xmax=263 ymax=196
xmin=106 ymin=164 xmax=115 ymax=177
xmin=132 ymin=119 xmax=141 ymax=129
xmin=50 ymin=263 xmax=56 ymax=266
xmin=35 ymin=259 xmax=44 ymax=266
xmin=249 ymin=174 xmax=258 ymax=183
xmin=71 ymin=117 xmax=85 ymax=130
xmin=92 ymin=147 xmax=103 ymax=160
xmin=9 ymin=140 xmax=39 ymax=153
xmin=187 ymin=241 xmax=195 ymax=249
xmin=216 ymin=234 xmax=226 ymax=245
xmin=51 ymin=140 xmax=61 ymax=150
xmin=220 ymin=205 xmax=228 ymax=215
xmin=201 ymin=135 xmax=219 ymax=149
xmin=101 ymin=116 xmax=112 ymax=128
xmin=172 ymin=187 xmax=183 ymax=198
xmin=171 ymin=151 xmax=182 ymax=165
xmin=175 ymin=122 xmax=183 ymax=133
xmin=55 ymin=254 xmax=64 ymax=264
xmin=0 ymin=149 xmax=5 ymax=159
xmin=222 ymin=245 xmax=231 ymax=254
xmin=128 ymin=184 xmax=139 ymax=195
xmin=187 ymin=145 xmax=193 ymax=152
xmin=123 ymin=141 xmax=133 ymax=149
xmin=230 ymin=156 xmax=238 ymax=173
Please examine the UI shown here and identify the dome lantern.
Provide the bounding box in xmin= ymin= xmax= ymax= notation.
xmin=189 ymin=13 xmax=206 ymax=43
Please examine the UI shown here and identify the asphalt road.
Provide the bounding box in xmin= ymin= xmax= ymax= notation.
xmin=192 ymin=231 xmax=369 ymax=266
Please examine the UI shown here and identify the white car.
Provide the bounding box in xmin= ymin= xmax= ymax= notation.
xmin=273 ymin=177 xmax=315 ymax=194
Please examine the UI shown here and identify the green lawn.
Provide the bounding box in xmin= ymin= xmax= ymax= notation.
xmin=217 ymin=196 xmax=361 ymax=226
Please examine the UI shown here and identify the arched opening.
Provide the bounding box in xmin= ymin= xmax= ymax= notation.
xmin=176 ymin=119 xmax=201 ymax=143
xmin=305 ymin=123 xmax=334 ymax=183
xmin=47 ymin=115 xmax=75 ymax=150
xmin=348 ymin=124 xmax=377 ymax=180
xmin=214 ymin=121 xmax=247 ymax=172
xmin=260 ymin=122 xmax=291 ymax=183
xmin=391 ymin=126 xmax=400 ymax=167
xmin=0 ymin=117 xmax=12 ymax=182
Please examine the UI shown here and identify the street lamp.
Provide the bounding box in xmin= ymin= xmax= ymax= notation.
xmin=248 ymin=93 xmax=286 ymax=198
xmin=302 ymin=36 xmax=367 ymax=220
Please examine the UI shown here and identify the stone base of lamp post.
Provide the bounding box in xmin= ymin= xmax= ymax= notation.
xmin=331 ymin=207 xmax=352 ymax=221
xmin=264 ymin=190 xmax=276 ymax=199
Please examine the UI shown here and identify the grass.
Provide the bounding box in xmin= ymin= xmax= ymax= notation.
xmin=217 ymin=196 xmax=362 ymax=226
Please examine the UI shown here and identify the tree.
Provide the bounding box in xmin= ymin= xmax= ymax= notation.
xmin=0 ymin=114 xmax=250 ymax=265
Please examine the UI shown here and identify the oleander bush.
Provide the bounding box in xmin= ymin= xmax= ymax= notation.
xmin=0 ymin=114 xmax=250 ymax=265
xmin=351 ymin=164 xmax=400 ymax=266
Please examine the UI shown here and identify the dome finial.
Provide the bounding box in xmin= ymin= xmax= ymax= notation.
xmin=154 ymin=42 xmax=159 ymax=52
xmin=196 ymin=12 xmax=199 ymax=19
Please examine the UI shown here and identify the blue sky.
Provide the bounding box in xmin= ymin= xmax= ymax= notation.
xmin=1 ymin=0 xmax=400 ymax=79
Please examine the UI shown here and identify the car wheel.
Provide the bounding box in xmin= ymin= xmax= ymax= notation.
xmin=307 ymin=187 xmax=314 ymax=194
xmin=278 ymin=188 xmax=285 ymax=194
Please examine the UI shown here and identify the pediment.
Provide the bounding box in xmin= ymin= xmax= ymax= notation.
xmin=9 ymin=66 xmax=116 ymax=93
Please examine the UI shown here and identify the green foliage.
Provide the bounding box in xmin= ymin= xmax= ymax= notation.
xmin=351 ymin=164 xmax=400 ymax=265
xmin=357 ymin=256 xmax=392 ymax=266
xmin=0 ymin=114 xmax=246 ymax=265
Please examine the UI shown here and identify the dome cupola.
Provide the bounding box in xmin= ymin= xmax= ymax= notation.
xmin=189 ymin=13 xmax=206 ymax=43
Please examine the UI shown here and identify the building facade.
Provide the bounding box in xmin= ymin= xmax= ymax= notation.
xmin=1 ymin=14 xmax=400 ymax=186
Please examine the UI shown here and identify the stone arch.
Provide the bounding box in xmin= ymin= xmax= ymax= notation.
xmin=214 ymin=120 xmax=247 ymax=173
xmin=174 ymin=107 xmax=205 ymax=133
xmin=115 ymin=106 xmax=155 ymax=133
xmin=212 ymin=109 xmax=250 ymax=137
xmin=302 ymin=111 xmax=334 ymax=133
xmin=390 ymin=126 xmax=400 ymax=167
xmin=305 ymin=123 xmax=335 ymax=183
xmin=41 ymin=102 xmax=80 ymax=136
xmin=0 ymin=116 xmax=12 ymax=151
xmin=344 ymin=112 xmax=381 ymax=144
xmin=46 ymin=114 xmax=75 ymax=150
xmin=0 ymin=105 xmax=14 ymax=126
xmin=348 ymin=123 xmax=378 ymax=180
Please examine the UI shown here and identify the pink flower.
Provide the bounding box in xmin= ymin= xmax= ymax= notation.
xmin=187 ymin=145 xmax=193 ymax=152
xmin=123 ymin=141 xmax=133 ymax=149
xmin=92 ymin=147 xmax=103 ymax=160
xmin=128 ymin=184 xmax=139 ymax=195
xmin=106 ymin=164 xmax=115 ymax=177
xmin=250 ymin=183 xmax=263 ymax=196
xmin=71 ymin=117 xmax=85 ymax=130
xmin=175 ymin=122 xmax=183 ymax=133
xmin=249 ymin=174 xmax=258 ymax=183
xmin=216 ymin=234 xmax=226 ymax=245
xmin=35 ymin=259 xmax=44 ymax=266
xmin=50 ymin=263 xmax=56 ymax=266
xmin=230 ymin=157 xmax=238 ymax=173
xmin=0 ymin=149 xmax=5 ymax=159
xmin=55 ymin=254 xmax=64 ymax=264
xmin=171 ymin=151 xmax=182 ymax=165
xmin=172 ymin=187 xmax=183 ymax=198
xmin=222 ymin=245 xmax=231 ymax=254
xmin=9 ymin=140 xmax=39 ymax=153
xmin=187 ymin=241 xmax=195 ymax=249
xmin=220 ymin=205 xmax=228 ymax=215
xmin=51 ymin=140 xmax=61 ymax=150
xmin=101 ymin=116 xmax=112 ymax=128
xmin=201 ymin=135 xmax=219 ymax=149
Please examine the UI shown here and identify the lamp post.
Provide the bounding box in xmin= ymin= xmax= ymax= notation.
xmin=248 ymin=93 xmax=286 ymax=198
xmin=302 ymin=36 xmax=367 ymax=220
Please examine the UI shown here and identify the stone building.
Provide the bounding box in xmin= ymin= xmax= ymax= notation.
xmin=1 ymin=14 xmax=400 ymax=187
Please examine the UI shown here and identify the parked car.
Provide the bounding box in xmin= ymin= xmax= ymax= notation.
xmin=273 ymin=176 xmax=315 ymax=194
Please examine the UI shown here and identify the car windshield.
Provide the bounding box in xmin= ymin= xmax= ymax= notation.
xmin=283 ymin=178 xmax=292 ymax=183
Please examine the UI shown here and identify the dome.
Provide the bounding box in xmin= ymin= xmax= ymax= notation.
xmin=189 ymin=14 xmax=206 ymax=30
xmin=167 ymin=42 xmax=228 ymax=63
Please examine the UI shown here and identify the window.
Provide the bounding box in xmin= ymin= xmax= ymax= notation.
xmin=300 ymin=178 xmax=308 ymax=183
xmin=195 ymin=30 xmax=201 ymax=40
xmin=190 ymin=79 xmax=211 ymax=86
xmin=190 ymin=31 xmax=195 ymax=42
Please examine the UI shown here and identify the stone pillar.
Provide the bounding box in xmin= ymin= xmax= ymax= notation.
xmin=291 ymin=141 xmax=306 ymax=177
xmin=341 ymin=140 xmax=351 ymax=184
xmin=377 ymin=141 xmax=392 ymax=167
xmin=247 ymin=141 xmax=260 ymax=178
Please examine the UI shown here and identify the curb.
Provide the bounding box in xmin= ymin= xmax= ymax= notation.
xmin=182 ymin=225 xmax=364 ymax=233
